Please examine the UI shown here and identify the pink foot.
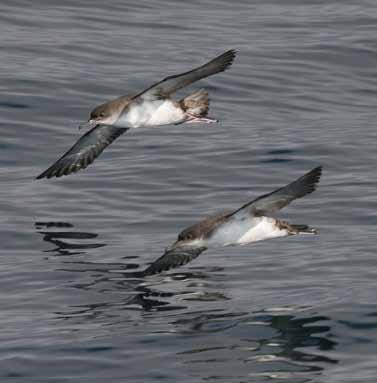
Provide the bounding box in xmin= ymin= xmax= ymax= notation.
xmin=186 ymin=115 xmax=219 ymax=124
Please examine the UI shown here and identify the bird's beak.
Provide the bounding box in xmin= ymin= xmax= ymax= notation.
xmin=166 ymin=239 xmax=192 ymax=253
xmin=78 ymin=119 xmax=97 ymax=130
xmin=165 ymin=241 xmax=179 ymax=252
xmin=166 ymin=239 xmax=197 ymax=252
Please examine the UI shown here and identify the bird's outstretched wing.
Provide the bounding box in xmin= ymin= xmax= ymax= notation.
xmin=227 ymin=166 xmax=322 ymax=218
xmin=136 ymin=49 xmax=236 ymax=101
xmin=36 ymin=125 xmax=128 ymax=179
xmin=143 ymin=245 xmax=207 ymax=276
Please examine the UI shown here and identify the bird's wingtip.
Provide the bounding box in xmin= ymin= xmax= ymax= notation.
xmin=36 ymin=168 xmax=54 ymax=180
xmin=215 ymin=49 xmax=237 ymax=71
xmin=224 ymin=48 xmax=237 ymax=61
xmin=35 ymin=172 xmax=45 ymax=180
xmin=310 ymin=165 xmax=323 ymax=183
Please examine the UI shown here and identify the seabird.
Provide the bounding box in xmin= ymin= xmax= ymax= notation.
xmin=143 ymin=166 xmax=322 ymax=275
xmin=36 ymin=49 xmax=236 ymax=179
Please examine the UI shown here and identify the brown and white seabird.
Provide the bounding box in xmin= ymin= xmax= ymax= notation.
xmin=36 ymin=49 xmax=236 ymax=179
xmin=143 ymin=166 xmax=322 ymax=275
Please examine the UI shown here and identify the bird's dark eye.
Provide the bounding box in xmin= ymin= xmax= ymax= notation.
xmin=178 ymin=231 xmax=194 ymax=242
xmin=99 ymin=112 xmax=105 ymax=117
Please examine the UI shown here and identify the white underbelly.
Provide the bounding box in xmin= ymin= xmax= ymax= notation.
xmin=117 ymin=100 xmax=185 ymax=128
xmin=147 ymin=100 xmax=185 ymax=126
xmin=236 ymin=217 xmax=289 ymax=244
xmin=207 ymin=216 xmax=289 ymax=247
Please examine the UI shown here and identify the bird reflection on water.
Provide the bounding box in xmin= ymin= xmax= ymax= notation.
xmin=35 ymin=221 xmax=192 ymax=311
xmin=35 ymin=222 xmax=338 ymax=379
xmin=35 ymin=221 xmax=106 ymax=256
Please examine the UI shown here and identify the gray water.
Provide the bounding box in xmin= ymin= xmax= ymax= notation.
xmin=1 ymin=0 xmax=377 ymax=382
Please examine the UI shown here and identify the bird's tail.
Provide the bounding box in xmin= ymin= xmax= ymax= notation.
xmin=180 ymin=89 xmax=209 ymax=117
xmin=275 ymin=219 xmax=317 ymax=235
xmin=289 ymin=224 xmax=317 ymax=234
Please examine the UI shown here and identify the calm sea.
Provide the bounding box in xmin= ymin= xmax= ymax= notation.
xmin=1 ymin=0 xmax=377 ymax=382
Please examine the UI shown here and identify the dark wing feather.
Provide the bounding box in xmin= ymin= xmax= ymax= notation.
xmin=227 ymin=166 xmax=322 ymax=218
xmin=36 ymin=125 xmax=128 ymax=179
xmin=136 ymin=49 xmax=236 ymax=101
xmin=143 ymin=246 xmax=207 ymax=276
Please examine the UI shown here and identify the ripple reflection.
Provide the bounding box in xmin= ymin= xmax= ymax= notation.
xmin=35 ymin=221 xmax=106 ymax=256
xmin=35 ymin=222 xmax=338 ymax=381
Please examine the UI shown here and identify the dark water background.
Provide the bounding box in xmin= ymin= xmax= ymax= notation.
xmin=1 ymin=0 xmax=377 ymax=382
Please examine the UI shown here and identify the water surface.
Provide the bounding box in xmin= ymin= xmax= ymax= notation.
xmin=1 ymin=1 xmax=377 ymax=382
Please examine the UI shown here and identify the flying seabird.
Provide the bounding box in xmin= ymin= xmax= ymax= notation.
xmin=143 ymin=166 xmax=322 ymax=275
xmin=36 ymin=49 xmax=236 ymax=179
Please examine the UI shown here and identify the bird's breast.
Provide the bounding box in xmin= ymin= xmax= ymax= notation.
xmin=207 ymin=216 xmax=289 ymax=246
xmin=117 ymin=100 xmax=185 ymax=128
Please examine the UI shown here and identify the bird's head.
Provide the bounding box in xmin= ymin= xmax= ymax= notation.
xmin=166 ymin=227 xmax=206 ymax=252
xmin=79 ymin=98 xmax=129 ymax=130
